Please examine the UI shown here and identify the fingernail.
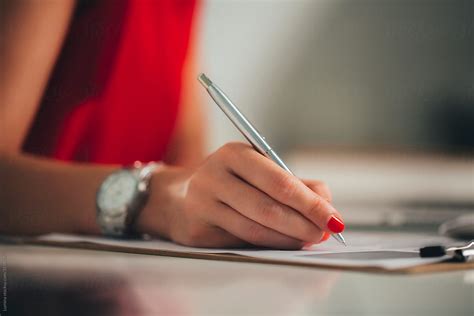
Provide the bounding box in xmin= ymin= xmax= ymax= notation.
xmin=327 ymin=216 xmax=345 ymax=233
xmin=320 ymin=232 xmax=330 ymax=242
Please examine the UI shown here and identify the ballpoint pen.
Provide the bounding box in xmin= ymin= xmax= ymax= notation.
xmin=197 ymin=73 xmax=347 ymax=246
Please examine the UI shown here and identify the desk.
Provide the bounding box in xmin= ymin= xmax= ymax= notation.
xmin=3 ymin=150 xmax=473 ymax=315
xmin=2 ymin=243 xmax=473 ymax=316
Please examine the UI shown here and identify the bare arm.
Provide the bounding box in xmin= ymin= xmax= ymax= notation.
xmin=0 ymin=0 xmax=75 ymax=152
xmin=163 ymin=18 xmax=207 ymax=167
xmin=0 ymin=0 xmax=204 ymax=235
xmin=0 ymin=1 xmax=342 ymax=248
xmin=0 ymin=154 xmax=114 ymax=235
xmin=0 ymin=0 xmax=116 ymax=235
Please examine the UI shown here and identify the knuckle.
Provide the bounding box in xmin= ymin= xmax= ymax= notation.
xmin=216 ymin=144 xmax=232 ymax=159
xmin=246 ymin=223 xmax=266 ymax=245
xmin=215 ymin=142 xmax=243 ymax=164
xmin=274 ymin=173 xmax=298 ymax=200
xmin=228 ymin=141 xmax=249 ymax=149
xmin=219 ymin=142 xmax=245 ymax=155
xmin=306 ymin=196 xmax=324 ymax=218
xmin=258 ymin=199 xmax=282 ymax=224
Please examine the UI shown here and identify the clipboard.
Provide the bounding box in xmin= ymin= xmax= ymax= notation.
xmin=3 ymin=233 xmax=473 ymax=275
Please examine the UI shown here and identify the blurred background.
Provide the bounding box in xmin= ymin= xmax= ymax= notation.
xmin=199 ymin=0 xmax=473 ymax=153
xmin=198 ymin=0 xmax=473 ymax=229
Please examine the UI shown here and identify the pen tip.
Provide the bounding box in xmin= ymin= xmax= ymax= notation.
xmin=340 ymin=235 xmax=347 ymax=246
xmin=341 ymin=237 xmax=347 ymax=247
xmin=332 ymin=233 xmax=347 ymax=246
xmin=198 ymin=73 xmax=212 ymax=88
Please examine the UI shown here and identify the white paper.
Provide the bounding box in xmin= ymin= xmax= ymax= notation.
xmin=38 ymin=231 xmax=457 ymax=270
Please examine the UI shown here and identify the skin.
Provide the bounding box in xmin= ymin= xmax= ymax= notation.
xmin=0 ymin=0 xmax=343 ymax=249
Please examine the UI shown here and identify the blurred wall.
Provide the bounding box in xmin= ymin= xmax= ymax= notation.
xmin=199 ymin=0 xmax=473 ymax=153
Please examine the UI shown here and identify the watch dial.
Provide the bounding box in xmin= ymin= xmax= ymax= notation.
xmin=98 ymin=171 xmax=137 ymax=216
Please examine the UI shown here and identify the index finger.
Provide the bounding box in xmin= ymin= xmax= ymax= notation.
xmin=226 ymin=144 xmax=345 ymax=234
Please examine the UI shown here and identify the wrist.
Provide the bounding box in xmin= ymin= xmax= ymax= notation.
xmin=73 ymin=165 xmax=119 ymax=235
xmin=134 ymin=164 xmax=191 ymax=239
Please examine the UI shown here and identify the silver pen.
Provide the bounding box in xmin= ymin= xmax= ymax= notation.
xmin=198 ymin=73 xmax=346 ymax=246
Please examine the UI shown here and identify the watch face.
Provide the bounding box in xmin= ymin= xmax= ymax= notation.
xmin=98 ymin=171 xmax=138 ymax=217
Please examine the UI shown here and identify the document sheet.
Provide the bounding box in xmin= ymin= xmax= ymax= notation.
xmin=36 ymin=231 xmax=460 ymax=270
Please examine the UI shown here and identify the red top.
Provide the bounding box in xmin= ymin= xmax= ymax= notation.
xmin=23 ymin=0 xmax=198 ymax=165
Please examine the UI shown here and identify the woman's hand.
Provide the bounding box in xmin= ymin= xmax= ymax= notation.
xmin=135 ymin=142 xmax=344 ymax=249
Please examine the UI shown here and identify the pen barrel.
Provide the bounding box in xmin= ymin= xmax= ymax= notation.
xmin=207 ymin=84 xmax=293 ymax=174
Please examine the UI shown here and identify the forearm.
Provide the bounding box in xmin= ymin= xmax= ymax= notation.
xmin=0 ymin=153 xmax=117 ymax=235
xmin=0 ymin=0 xmax=75 ymax=152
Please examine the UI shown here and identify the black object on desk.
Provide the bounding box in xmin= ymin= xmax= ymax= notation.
xmin=420 ymin=241 xmax=474 ymax=262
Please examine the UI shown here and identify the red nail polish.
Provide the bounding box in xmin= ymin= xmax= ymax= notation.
xmin=327 ymin=216 xmax=345 ymax=233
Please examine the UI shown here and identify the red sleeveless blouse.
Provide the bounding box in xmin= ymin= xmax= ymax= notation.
xmin=23 ymin=0 xmax=198 ymax=165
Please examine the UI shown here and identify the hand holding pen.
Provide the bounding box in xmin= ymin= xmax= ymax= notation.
xmin=197 ymin=73 xmax=346 ymax=246
xmin=136 ymin=74 xmax=346 ymax=249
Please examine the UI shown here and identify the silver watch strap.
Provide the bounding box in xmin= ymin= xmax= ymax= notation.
xmin=98 ymin=161 xmax=161 ymax=237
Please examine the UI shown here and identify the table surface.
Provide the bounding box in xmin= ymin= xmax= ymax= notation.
xmin=1 ymin=243 xmax=473 ymax=316
xmin=2 ymin=150 xmax=473 ymax=316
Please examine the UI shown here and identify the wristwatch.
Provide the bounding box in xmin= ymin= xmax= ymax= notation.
xmin=96 ymin=161 xmax=160 ymax=237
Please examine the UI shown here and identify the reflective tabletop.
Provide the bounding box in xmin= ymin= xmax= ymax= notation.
xmin=1 ymin=243 xmax=473 ymax=316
